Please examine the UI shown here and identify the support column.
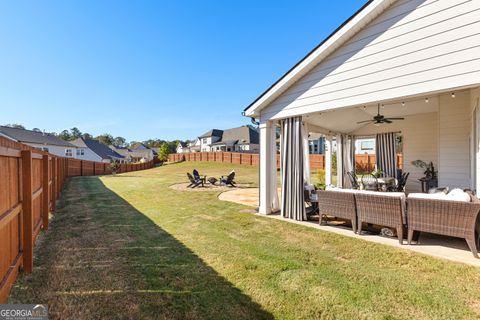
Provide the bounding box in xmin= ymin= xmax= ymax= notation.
xmin=325 ymin=135 xmax=332 ymax=186
xmin=336 ymin=134 xmax=343 ymax=188
xmin=259 ymin=121 xmax=276 ymax=214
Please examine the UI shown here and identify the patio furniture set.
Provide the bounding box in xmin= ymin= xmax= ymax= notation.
xmin=186 ymin=169 xmax=236 ymax=188
xmin=311 ymin=185 xmax=480 ymax=257
xmin=347 ymin=170 xmax=409 ymax=192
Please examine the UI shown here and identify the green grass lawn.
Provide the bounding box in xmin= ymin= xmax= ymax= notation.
xmin=9 ymin=162 xmax=480 ymax=319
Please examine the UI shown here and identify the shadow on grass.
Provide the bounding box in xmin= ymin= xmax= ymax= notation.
xmin=10 ymin=176 xmax=273 ymax=319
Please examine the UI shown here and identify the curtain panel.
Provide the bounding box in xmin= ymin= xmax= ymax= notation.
xmin=375 ymin=132 xmax=397 ymax=178
xmin=280 ymin=117 xmax=307 ymax=221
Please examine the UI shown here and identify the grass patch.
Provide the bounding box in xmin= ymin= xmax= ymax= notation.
xmin=9 ymin=162 xmax=480 ymax=319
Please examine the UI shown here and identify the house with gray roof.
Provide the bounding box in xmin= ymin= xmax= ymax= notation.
xmin=184 ymin=125 xmax=259 ymax=153
xmin=0 ymin=126 xmax=78 ymax=158
xmin=210 ymin=126 xmax=259 ymax=153
xmin=71 ymin=138 xmax=125 ymax=163
xmin=110 ymin=144 xmax=155 ymax=163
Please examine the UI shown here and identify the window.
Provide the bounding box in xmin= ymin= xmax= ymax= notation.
xmin=76 ymin=148 xmax=85 ymax=156
xmin=65 ymin=149 xmax=73 ymax=157
xmin=41 ymin=147 xmax=49 ymax=152
xmin=202 ymin=138 xmax=207 ymax=144
xmin=360 ymin=141 xmax=374 ymax=151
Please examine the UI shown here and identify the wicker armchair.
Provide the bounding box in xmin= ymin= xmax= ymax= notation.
xmin=355 ymin=191 xmax=406 ymax=244
xmin=317 ymin=189 xmax=357 ymax=232
xmin=407 ymin=197 xmax=480 ymax=257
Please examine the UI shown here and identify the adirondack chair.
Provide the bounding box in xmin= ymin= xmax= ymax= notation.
xmin=220 ymin=171 xmax=236 ymax=187
xmin=187 ymin=172 xmax=204 ymax=188
xmin=193 ymin=169 xmax=206 ymax=184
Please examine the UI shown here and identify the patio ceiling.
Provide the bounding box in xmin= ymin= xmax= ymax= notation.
xmin=304 ymin=94 xmax=441 ymax=134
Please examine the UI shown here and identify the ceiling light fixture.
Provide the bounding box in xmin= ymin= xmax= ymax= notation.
xmin=402 ymin=102 xmax=405 ymax=107
xmin=425 ymin=98 xmax=429 ymax=103
xmin=451 ymin=92 xmax=456 ymax=98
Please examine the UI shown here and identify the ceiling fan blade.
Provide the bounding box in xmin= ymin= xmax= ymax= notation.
xmin=357 ymin=120 xmax=374 ymax=124
xmin=383 ymin=119 xmax=392 ymax=124
xmin=385 ymin=117 xmax=405 ymax=120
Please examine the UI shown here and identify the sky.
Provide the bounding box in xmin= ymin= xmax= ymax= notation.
xmin=0 ymin=0 xmax=366 ymax=141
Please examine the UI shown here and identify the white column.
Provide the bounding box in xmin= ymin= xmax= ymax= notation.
xmin=336 ymin=134 xmax=343 ymax=188
xmin=325 ymin=135 xmax=332 ymax=186
xmin=259 ymin=121 xmax=276 ymax=214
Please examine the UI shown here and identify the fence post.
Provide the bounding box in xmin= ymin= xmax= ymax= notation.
xmin=93 ymin=162 xmax=96 ymax=176
xmin=51 ymin=157 xmax=57 ymax=211
xmin=21 ymin=150 xmax=33 ymax=273
xmin=80 ymin=160 xmax=84 ymax=176
xmin=42 ymin=155 xmax=50 ymax=230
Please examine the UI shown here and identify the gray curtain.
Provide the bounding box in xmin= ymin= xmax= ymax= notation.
xmin=280 ymin=117 xmax=306 ymax=221
xmin=375 ymin=132 xmax=397 ymax=177
xmin=342 ymin=135 xmax=356 ymax=188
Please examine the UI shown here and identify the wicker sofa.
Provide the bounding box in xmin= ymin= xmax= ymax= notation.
xmin=317 ymin=189 xmax=357 ymax=232
xmin=354 ymin=191 xmax=406 ymax=244
xmin=407 ymin=193 xmax=480 ymax=257
xmin=316 ymin=187 xmax=480 ymax=254
xmin=319 ymin=188 xmax=405 ymax=240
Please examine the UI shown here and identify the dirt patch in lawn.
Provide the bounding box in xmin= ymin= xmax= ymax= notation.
xmin=169 ymin=182 xmax=252 ymax=192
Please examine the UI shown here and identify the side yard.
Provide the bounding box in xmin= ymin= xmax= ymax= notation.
xmin=9 ymin=162 xmax=480 ymax=319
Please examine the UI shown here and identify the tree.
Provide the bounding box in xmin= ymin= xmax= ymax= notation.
xmin=158 ymin=143 xmax=170 ymax=162
xmin=82 ymin=133 xmax=93 ymax=140
xmin=167 ymin=141 xmax=178 ymax=153
xmin=113 ymin=136 xmax=126 ymax=147
xmin=95 ymin=134 xmax=114 ymax=146
xmin=70 ymin=127 xmax=82 ymax=139
xmin=58 ymin=130 xmax=72 ymax=141
xmin=5 ymin=124 xmax=25 ymax=129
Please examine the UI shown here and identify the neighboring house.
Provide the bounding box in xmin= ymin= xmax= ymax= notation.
xmin=210 ymin=126 xmax=260 ymax=152
xmin=71 ymin=138 xmax=125 ymax=163
xmin=176 ymin=142 xmax=188 ymax=154
xmin=244 ymin=0 xmax=480 ymax=214
xmin=308 ymin=134 xmax=325 ymax=154
xmin=198 ymin=129 xmax=223 ymax=152
xmin=185 ymin=126 xmax=260 ymax=153
xmin=355 ymin=138 xmax=375 ymax=155
xmin=188 ymin=140 xmax=201 ymax=153
xmin=110 ymin=146 xmax=132 ymax=163
xmin=110 ymin=144 xmax=155 ymax=163
xmin=0 ymin=126 xmax=77 ymax=158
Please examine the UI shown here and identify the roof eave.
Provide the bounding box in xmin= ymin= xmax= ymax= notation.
xmin=243 ymin=0 xmax=390 ymax=118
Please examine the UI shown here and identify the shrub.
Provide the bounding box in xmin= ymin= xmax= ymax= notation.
xmin=110 ymin=160 xmax=120 ymax=173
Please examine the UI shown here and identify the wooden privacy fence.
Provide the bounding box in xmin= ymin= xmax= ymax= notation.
xmin=0 ymin=137 xmax=154 ymax=303
xmin=169 ymin=152 xmax=403 ymax=172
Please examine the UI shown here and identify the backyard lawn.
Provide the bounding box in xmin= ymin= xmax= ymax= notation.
xmin=9 ymin=162 xmax=480 ymax=319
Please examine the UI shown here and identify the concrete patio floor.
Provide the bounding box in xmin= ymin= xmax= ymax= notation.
xmin=219 ymin=188 xmax=480 ymax=267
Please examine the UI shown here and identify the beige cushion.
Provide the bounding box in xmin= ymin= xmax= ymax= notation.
xmin=408 ymin=191 xmax=470 ymax=202
xmin=325 ymin=186 xmax=357 ymax=193
xmin=325 ymin=187 xmax=406 ymax=221
xmin=447 ymin=188 xmax=471 ymax=202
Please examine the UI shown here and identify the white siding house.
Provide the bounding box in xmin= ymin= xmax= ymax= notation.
xmin=71 ymin=138 xmax=125 ymax=163
xmin=244 ymin=0 xmax=480 ymax=214
xmin=185 ymin=126 xmax=260 ymax=153
xmin=0 ymin=126 xmax=77 ymax=158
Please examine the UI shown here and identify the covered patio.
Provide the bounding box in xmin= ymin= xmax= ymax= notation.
xmin=244 ymin=0 xmax=480 ymax=258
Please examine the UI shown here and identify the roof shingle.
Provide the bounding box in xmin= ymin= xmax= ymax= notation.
xmin=0 ymin=126 xmax=77 ymax=147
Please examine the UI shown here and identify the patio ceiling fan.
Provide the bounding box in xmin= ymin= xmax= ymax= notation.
xmin=357 ymin=104 xmax=404 ymax=125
